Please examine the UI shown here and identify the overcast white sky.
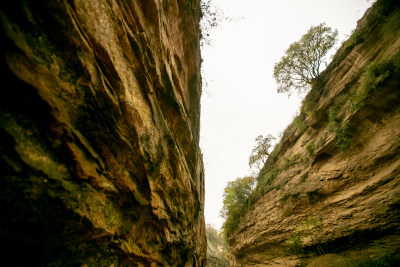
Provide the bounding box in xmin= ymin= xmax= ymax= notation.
xmin=200 ymin=0 xmax=374 ymax=230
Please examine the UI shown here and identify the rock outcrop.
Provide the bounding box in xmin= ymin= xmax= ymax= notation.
xmin=0 ymin=0 xmax=205 ymax=265
xmin=230 ymin=0 xmax=400 ymax=266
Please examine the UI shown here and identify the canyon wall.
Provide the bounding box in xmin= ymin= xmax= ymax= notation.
xmin=0 ymin=0 xmax=205 ymax=265
xmin=230 ymin=0 xmax=400 ymax=266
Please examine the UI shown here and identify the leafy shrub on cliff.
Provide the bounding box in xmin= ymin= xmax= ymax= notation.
xmin=306 ymin=141 xmax=316 ymax=157
xmin=221 ymin=176 xmax=255 ymax=238
xmin=283 ymin=154 xmax=300 ymax=170
xmin=273 ymin=23 xmax=338 ymax=96
xmin=352 ymin=52 xmax=400 ymax=111
xmin=294 ymin=112 xmax=307 ymax=134
xmin=285 ymin=216 xmax=325 ymax=256
xmin=328 ymin=108 xmax=352 ymax=152
xmin=345 ymin=29 xmax=365 ymax=50
xmin=248 ymin=167 xmax=281 ymax=206
xmin=285 ymin=231 xmax=304 ymax=255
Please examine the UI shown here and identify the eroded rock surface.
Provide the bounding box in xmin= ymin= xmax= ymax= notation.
xmin=0 ymin=0 xmax=205 ymax=265
xmin=230 ymin=0 xmax=400 ymax=266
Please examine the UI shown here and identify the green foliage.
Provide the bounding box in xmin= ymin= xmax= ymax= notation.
xmin=285 ymin=231 xmax=304 ymax=254
xmin=221 ymin=176 xmax=255 ymax=238
xmin=352 ymin=53 xmax=400 ymax=111
xmin=249 ymin=134 xmax=275 ymax=170
xmin=268 ymin=141 xmax=283 ymax=162
xmin=381 ymin=8 xmax=400 ymax=37
xmin=301 ymin=216 xmax=325 ymax=256
xmin=247 ymin=125 xmax=303 ymax=206
xmin=306 ymin=141 xmax=316 ymax=157
xmin=285 ymin=216 xmax=324 ymax=256
xmin=301 ymin=81 xmax=323 ymax=116
xmin=315 ymin=137 xmax=326 ymax=150
xmin=248 ymin=167 xmax=281 ymax=207
xmin=283 ymin=158 xmax=293 ymax=170
xmin=273 ymin=23 xmax=338 ymax=96
xmin=260 ymin=168 xmax=280 ymax=187
xmin=345 ymin=29 xmax=365 ymax=50
xmin=349 ymin=30 xmax=362 ymax=43
xmin=328 ymin=108 xmax=352 ymax=152
xmin=206 ymin=224 xmax=223 ymax=248
xmin=283 ymin=154 xmax=300 ymax=170
xmin=294 ymin=112 xmax=307 ymax=134
xmin=206 ymin=224 xmax=229 ymax=266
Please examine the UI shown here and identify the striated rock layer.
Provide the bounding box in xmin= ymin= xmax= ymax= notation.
xmin=0 ymin=0 xmax=205 ymax=265
xmin=231 ymin=0 xmax=400 ymax=266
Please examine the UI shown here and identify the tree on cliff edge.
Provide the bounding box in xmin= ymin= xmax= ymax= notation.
xmin=221 ymin=176 xmax=255 ymax=237
xmin=221 ymin=176 xmax=255 ymax=238
xmin=249 ymin=134 xmax=275 ymax=170
xmin=273 ymin=23 xmax=338 ymax=96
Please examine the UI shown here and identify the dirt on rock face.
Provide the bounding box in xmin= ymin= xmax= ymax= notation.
xmin=230 ymin=0 xmax=400 ymax=266
xmin=0 ymin=0 xmax=205 ymax=266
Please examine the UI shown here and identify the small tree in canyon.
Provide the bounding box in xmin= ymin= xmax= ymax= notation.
xmin=221 ymin=176 xmax=255 ymax=238
xmin=273 ymin=23 xmax=338 ymax=96
xmin=249 ymin=134 xmax=275 ymax=170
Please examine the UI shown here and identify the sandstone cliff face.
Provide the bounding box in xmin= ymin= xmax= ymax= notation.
xmin=231 ymin=0 xmax=400 ymax=266
xmin=0 ymin=0 xmax=205 ymax=265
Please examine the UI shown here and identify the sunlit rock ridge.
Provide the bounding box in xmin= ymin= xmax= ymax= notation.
xmin=0 ymin=0 xmax=205 ymax=265
xmin=230 ymin=0 xmax=400 ymax=266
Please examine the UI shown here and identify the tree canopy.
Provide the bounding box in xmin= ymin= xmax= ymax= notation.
xmin=273 ymin=23 xmax=338 ymax=96
xmin=206 ymin=224 xmax=229 ymax=265
xmin=220 ymin=176 xmax=255 ymax=238
xmin=249 ymin=134 xmax=275 ymax=170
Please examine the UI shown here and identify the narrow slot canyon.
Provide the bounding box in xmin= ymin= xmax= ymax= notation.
xmin=1 ymin=0 xmax=399 ymax=266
